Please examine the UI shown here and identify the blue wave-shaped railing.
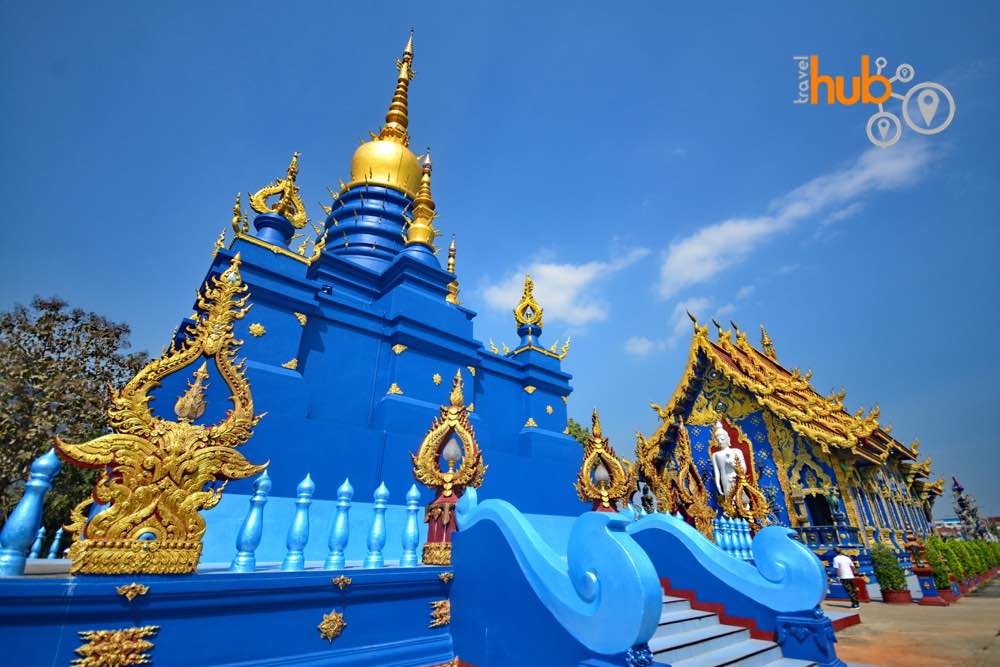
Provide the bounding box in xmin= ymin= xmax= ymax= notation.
xmin=628 ymin=513 xmax=844 ymax=666
xmin=454 ymin=489 xmax=661 ymax=658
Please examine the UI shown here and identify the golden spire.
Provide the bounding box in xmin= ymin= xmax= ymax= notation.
xmin=404 ymin=151 xmax=438 ymax=248
xmin=349 ymin=33 xmax=423 ymax=197
xmin=174 ymin=362 xmax=210 ymax=422
xmin=592 ymin=407 xmax=603 ymax=438
xmin=446 ymin=236 xmax=461 ymax=304
xmin=760 ymin=324 xmax=777 ymax=360
xmin=381 ymin=29 xmax=414 ymax=144
xmin=514 ymin=274 xmax=543 ymax=328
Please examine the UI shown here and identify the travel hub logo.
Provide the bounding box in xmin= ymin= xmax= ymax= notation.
xmin=793 ymin=55 xmax=955 ymax=148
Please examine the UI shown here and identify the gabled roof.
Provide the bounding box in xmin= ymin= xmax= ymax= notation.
xmin=652 ymin=320 xmax=924 ymax=467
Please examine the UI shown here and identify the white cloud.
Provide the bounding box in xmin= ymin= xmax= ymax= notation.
xmin=658 ymin=141 xmax=933 ymax=298
xmin=821 ymin=201 xmax=866 ymax=227
xmin=624 ymin=336 xmax=665 ymax=357
xmin=482 ymin=247 xmax=650 ymax=326
xmin=736 ymin=285 xmax=755 ymax=300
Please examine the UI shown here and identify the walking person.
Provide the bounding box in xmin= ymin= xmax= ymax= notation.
xmin=832 ymin=548 xmax=860 ymax=609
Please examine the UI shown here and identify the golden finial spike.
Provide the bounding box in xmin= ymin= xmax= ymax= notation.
xmin=380 ymin=30 xmax=415 ymax=144
xmin=446 ymin=236 xmax=461 ymax=304
xmin=760 ymin=324 xmax=777 ymax=360
xmin=249 ymin=152 xmax=308 ymax=229
xmin=231 ymin=193 xmax=244 ymax=234
xmin=592 ymin=408 xmax=603 ymax=438
xmin=449 ymin=368 xmax=465 ymax=406
xmin=404 ymin=151 xmax=438 ymax=249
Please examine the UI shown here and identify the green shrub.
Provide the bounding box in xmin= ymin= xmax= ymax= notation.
xmin=952 ymin=540 xmax=976 ymax=578
xmin=941 ymin=540 xmax=966 ymax=579
xmin=924 ymin=536 xmax=951 ymax=589
xmin=870 ymin=543 xmax=907 ymax=592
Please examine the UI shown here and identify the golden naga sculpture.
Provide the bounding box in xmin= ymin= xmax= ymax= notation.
xmin=668 ymin=421 xmax=716 ymax=538
xmin=250 ymin=151 xmax=308 ymax=229
xmin=56 ymin=254 xmax=268 ymax=574
xmin=412 ymin=369 xmax=487 ymax=564
xmin=634 ymin=428 xmax=670 ymax=513
xmin=514 ymin=274 xmax=543 ymax=329
xmin=575 ymin=409 xmax=635 ymax=511
xmin=720 ymin=457 xmax=769 ymax=529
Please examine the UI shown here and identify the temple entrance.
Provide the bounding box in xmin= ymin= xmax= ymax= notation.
xmin=804 ymin=493 xmax=833 ymax=526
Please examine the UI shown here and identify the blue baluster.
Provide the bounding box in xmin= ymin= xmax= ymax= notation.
xmin=281 ymin=473 xmax=315 ymax=571
xmin=724 ymin=518 xmax=737 ymax=558
xmin=401 ymin=484 xmax=421 ymax=567
xmin=713 ymin=518 xmax=722 ymax=545
xmin=743 ymin=521 xmax=754 ymax=561
xmin=739 ymin=519 xmax=752 ymax=560
xmin=0 ymin=449 xmax=61 ymax=576
xmin=46 ymin=527 xmax=65 ymax=559
xmin=718 ymin=517 xmax=732 ymax=556
xmin=364 ymin=482 xmax=389 ymax=568
xmin=231 ymin=471 xmax=271 ymax=573
xmin=28 ymin=527 xmax=46 ymax=559
xmin=324 ymin=478 xmax=354 ymax=570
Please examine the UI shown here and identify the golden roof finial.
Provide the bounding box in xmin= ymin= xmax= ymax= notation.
xmin=249 ymin=152 xmax=308 ymax=229
xmin=592 ymin=407 xmax=603 ymax=438
xmin=381 ymin=29 xmax=415 ymax=145
xmin=760 ymin=324 xmax=777 ymax=360
xmin=449 ymin=368 xmax=465 ymax=407
xmin=404 ymin=151 xmax=438 ymax=249
xmin=514 ymin=274 xmax=543 ymax=328
xmin=231 ymin=193 xmax=248 ymax=234
xmin=446 ymin=236 xmax=461 ymax=304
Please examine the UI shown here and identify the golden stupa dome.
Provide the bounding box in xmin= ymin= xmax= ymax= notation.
xmin=349 ymin=32 xmax=422 ymax=198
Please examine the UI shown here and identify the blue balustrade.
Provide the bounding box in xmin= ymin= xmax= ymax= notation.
xmin=231 ymin=471 xmax=272 ymax=573
xmin=46 ymin=527 xmax=65 ymax=559
xmin=28 ymin=527 xmax=46 ymax=559
xmin=400 ymin=484 xmax=420 ymax=567
xmin=281 ymin=473 xmax=315 ymax=571
xmin=0 ymin=449 xmax=61 ymax=576
xmin=364 ymin=482 xmax=389 ymax=568
xmin=324 ymin=478 xmax=354 ymax=570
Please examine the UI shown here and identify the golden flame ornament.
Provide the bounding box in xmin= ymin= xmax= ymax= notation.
xmin=249 ymin=151 xmax=308 ymax=229
xmin=56 ymin=254 xmax=268 ymax=574
xmin=575 ymin=409 xmax=635 ymax=511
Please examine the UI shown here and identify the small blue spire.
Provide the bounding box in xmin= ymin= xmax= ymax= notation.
xmin=281 ymin=473 xmax=315 ymax=571
xmin=231 ymin=470 xmax=272 ymax=573
xmin=325 ymin=478 xmax=354 ymax=570
xmin=364 ymin=482 xmax=390 ymax=568
xmin=400 ymin=484 xmax=421 ymax=567
xmin=0 ymin=448 xmax=61 ymax=576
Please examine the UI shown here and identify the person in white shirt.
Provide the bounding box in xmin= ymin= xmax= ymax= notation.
xmin=832 ymin=548 xmax=860 ymax=608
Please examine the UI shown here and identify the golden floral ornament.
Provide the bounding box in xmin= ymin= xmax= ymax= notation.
xmin=248 ymin=322 xmax=266 ymax=337
xmin=281 ymin=358 xmax=298 ymax=370
xmin=72 ymin=625 xmax=159 ymax=667
xmin=432 ymin=373 xmax=442 ymax=385
xmin=331 ymin=575 xmax=352 ymax=590
xmin=438 ymin=571 xmax=454 ymax=583
xmin=392 ymin=344 xmax=408 ymax=354
xmin=411 ymin=370 xmax=487 ymax=498
xmin=56 ymin=254 xmax=268 ymax=574
xmin=318 ymin=610 xmax=347 ymax=642
xmin=429 ymin=599 xmax=451 ymax=628
xmin=514 ymin=274 xmax=543 ymax=328
xmin=293 ymin=312 xmax=308 ymax=326
xmin=388 ymin=383 xmax=404 ymax=395
xmin=523 ymin=385 xmax=536 ymax=394
xmin=524 ymin=418 xmax=538 ymax=428
xmin=249 ymin=151 xmax=308 ymax=229
xmin=546 ymin=405 xmax=554 ymax=415
xmin=575 ymin=409 xmax=636 ymax=510
xmin=115 ymin=583 xmax=150 ymax=602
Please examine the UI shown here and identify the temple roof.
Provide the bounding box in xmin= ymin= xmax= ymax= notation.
xmin=654 ymin=319 xmax=926 ymax=468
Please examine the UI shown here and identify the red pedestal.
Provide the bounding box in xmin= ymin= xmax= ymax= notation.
xmin=939 ymin=588 xmax=956 ymax=604
xmin=854 ymin=577 xmax=871 ymax=603
xmin=882 ymin=589 xmax=913 ymax=604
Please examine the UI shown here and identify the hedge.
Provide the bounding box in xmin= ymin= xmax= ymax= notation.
xmin=870 ymin=543 xmax=907 ymax=592
xmin=924 ymin=536 xmax=951 ymax=589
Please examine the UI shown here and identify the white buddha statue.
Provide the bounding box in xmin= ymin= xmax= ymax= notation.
xmin=711 ymin=421 xmax=749 ymax=510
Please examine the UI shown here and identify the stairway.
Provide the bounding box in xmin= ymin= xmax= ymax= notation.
xmin=649 ymin=595 xmax=816 ymax=667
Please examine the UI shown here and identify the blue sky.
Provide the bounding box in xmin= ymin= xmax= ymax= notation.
xmin=1 ymin=2 xmax=998 ymax=516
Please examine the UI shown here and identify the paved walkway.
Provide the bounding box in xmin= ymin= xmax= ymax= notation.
xmin=823 ymin=578 xmax=1000 ymax=667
